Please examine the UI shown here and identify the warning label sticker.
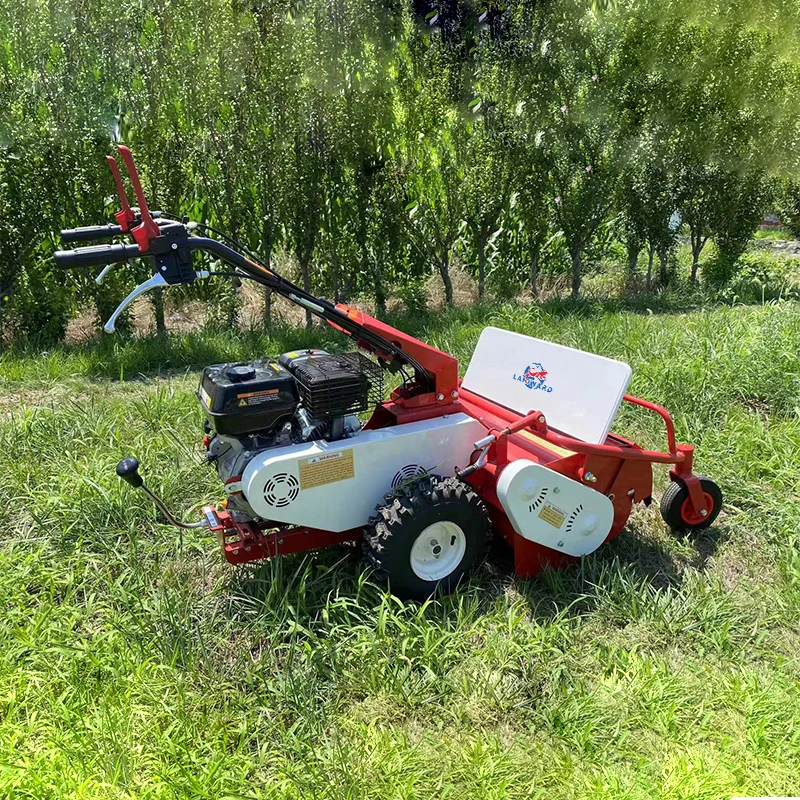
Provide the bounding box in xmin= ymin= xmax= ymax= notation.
xmin=538 ymin=501 xmax=566 ymax=529
xmin=236 ymin=388 xmax=280 ymax=407
xmin=299 ymin=450 xmax=355 ymax=489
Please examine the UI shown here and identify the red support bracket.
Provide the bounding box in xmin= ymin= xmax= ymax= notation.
xmin=623 ymin=394 xmax=677 ymax=455
xmin=203 ymin=506 xmax=362 ymax=564
xmin=669 ymin=444 xmax=708 ymax=516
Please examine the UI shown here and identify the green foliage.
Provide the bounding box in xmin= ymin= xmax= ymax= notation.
xmin=709 ymin=247 xmax=800 ymax=302
xmin=1 ymin=0 xmax=800 ymax=338
xmin=779 ymin=179 xmax=800 ymax=238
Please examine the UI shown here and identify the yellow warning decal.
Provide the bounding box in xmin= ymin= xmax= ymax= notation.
xmin=517 ymin=429 xmax=574 ymax=458
xmin=299 ymin=450 xmax=355 ymax=489
xmin=538 ymin=501 xmax=566 ymax=529
xmin=236 ymin=388 xmax=279 ymax=399
xmin=237 ymin=388 xmax=280 ymax=407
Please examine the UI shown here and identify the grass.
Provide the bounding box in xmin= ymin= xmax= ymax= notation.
xmin=753 ymin=225 xmax=798 ymax=241
xmin=1 ymin=299 xmax=800 ymax=798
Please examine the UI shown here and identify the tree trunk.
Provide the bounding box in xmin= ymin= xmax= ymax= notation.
xmin=530 ymin=249 xmax=540 ymax=299
xmin=570 ymin=245 xmax=582 ymax=300
xmin=331 ymin=255 xmax=340 ymax=304
xmin=226 ymin=219 xmax=242 ymax=329
xmin=373 ymin=260 xmax=386 ymax=317
xmin=298 ymin=253 xmax=313 ymax=329
xmin=476 ymin=231 xmax=487 ymax=301
xmin=261 ymin=224 xmax=273 ymax=328
xmin=263 ymin=287 xmax=272 ymax=328
xmin=690 ymin=227 xmax=706 ymax=283
xmin=439 ymin=251 xmax=454 ymax=307
xmin=151 ymin=287 xmax=166 ymax=339
xmin=646 ymin=244 xmax=655 ymax=290
xmin=225 ymin=282 xmax=239 ymax=330
xmin=658 ymin=247 xmax=670 ymax=287
xmin=627 ymin=242 xmax=640 ymax=278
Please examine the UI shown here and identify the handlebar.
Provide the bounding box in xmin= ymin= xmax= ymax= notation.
xmin=53 ymin=218 xmax=433 ymax=384
xmin=60 ymin=224 xmax=124 ymax=243
xmin=54 ymin=243 xmax=141 ymax=269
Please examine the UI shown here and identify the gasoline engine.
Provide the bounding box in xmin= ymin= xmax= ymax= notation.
xmin=199 ymin=350 xmax=381 ymax=523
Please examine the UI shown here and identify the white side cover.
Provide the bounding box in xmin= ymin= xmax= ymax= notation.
xmin=496 ymin=460 xmax=614 ymax=556
xmin=242 ymin=414 xmax=486 ymax=532
xmin=462 ymin=326 xmax=632 ymax=444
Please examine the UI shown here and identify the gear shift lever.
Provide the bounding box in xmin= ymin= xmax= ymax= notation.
xmin=116 ymin=457 xmax=206 ymax=529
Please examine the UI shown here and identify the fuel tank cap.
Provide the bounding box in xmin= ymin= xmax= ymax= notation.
xmin=226 ymin=364 xmax=257 ymax=382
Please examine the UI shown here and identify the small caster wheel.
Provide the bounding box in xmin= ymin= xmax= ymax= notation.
xmin=660 ymin=476 xmax=722 ymax=532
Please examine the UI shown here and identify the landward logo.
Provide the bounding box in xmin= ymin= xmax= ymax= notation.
xmin=513 ymin=361 xmax=553 ymax=393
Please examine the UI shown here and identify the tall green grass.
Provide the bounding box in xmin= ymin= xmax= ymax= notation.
xmin=1 ymin=301 xmax=799 ymax=798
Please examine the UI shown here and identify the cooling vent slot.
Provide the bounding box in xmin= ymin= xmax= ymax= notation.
xmin=565 ymin=504 xmax=584 ymax=534
xmin=528 ymin=487 xmax=549 ymax=514
xmin=392 ymin=464 xmax=426 ymax=489
xmin=263 ymin=473 xmax=300 ymax=508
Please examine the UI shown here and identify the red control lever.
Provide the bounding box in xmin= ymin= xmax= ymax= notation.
xmin=116 ymin=146 xmax=160 ymax=253
xmin=106 ymin=155 xmax=136 ymax=232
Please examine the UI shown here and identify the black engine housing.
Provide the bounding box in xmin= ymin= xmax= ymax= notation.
xmin=198 ymin=360 xmax=299 ymax=436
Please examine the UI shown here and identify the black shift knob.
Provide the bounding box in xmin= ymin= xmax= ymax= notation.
xmin=116 ymin=457 xmax=143 ymax=488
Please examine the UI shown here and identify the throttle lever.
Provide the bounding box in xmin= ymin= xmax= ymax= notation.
xmin=103 ymin=270 xmax=209 ymax=332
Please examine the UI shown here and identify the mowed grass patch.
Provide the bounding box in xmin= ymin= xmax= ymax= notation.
xmin=0 ymin=301 xmax=799 ymax=798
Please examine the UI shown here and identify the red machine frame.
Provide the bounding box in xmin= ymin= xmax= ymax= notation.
xmin=208 ymin=307 xmax=708 ymax=578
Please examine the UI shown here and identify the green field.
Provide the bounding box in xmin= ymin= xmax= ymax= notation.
xmin=1 ymin=300 xmax=800 ymax=799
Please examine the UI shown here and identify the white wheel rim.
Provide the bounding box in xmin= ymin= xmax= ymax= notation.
xmin=409 ymin=520 xmax=467 ymax=581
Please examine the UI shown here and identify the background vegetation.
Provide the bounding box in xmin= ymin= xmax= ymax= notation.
xmin=1 ymin=0 xmax=800 ymax=342
xmin=2 ymin=0 xmax=800 ymax=795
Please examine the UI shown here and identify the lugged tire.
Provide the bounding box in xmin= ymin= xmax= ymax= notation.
xmin=363 ymin=475 xmax=492 ymax=601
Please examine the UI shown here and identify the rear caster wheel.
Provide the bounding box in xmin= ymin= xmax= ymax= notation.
xmin=364 ymin=475 xmax=491 ymax=601
xmin=660 ymin=476 xmax=722 ymax=532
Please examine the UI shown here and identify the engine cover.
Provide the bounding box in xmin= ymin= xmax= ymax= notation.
xmin=496 ymin=460 xmax=614 ymax=556
xmin=241 ymin=413 xmax=485 ymax=532
xmin=198 ymin=360 xmax=298 ymax=436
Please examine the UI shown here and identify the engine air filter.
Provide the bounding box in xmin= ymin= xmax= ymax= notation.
xmin=290 ymin=352 xmax=383 ymax=420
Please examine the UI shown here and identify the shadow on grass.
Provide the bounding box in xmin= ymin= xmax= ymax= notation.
xmin=506 ymin=519 xmax=727 ymax=622
xmin=223 ymin=515 xmax=728 ymax=633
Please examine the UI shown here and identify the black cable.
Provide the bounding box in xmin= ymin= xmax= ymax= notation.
xmin=190 ymin=237 xmax=434 ymax=389
xmin=160 ymin=211 xmax=270 ymax=269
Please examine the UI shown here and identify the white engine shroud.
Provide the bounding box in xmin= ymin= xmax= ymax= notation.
xmin=497 ymin=461 xmax=614 ymax=556
xmin=241 ymin=413 xmax=486 ymax=532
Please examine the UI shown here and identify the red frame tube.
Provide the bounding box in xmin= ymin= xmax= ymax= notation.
xmin=623 ymin=394 xmax=677 ymax=454
xmin=203 ymin=506 xmax=361 ymax=564
xmin=458 ymin=386 xmax=684 ymax=464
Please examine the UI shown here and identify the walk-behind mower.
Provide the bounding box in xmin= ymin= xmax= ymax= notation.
xmin=54 ymin=148 xmax=723 ymax=599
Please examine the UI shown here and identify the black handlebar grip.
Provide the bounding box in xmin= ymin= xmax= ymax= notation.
xmin=60 ymin=224 xmax=124 ymax=243
xmin=54 ymin=243 xmax=141 ymax=269
xmin=116 ymin=457 xmax=144 ymax=488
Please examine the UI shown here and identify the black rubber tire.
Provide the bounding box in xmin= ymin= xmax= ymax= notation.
xmin=364 ymin=475 xmax=491 ymax=601
xmin=660 ymin=475 xmax=723 ymax=532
